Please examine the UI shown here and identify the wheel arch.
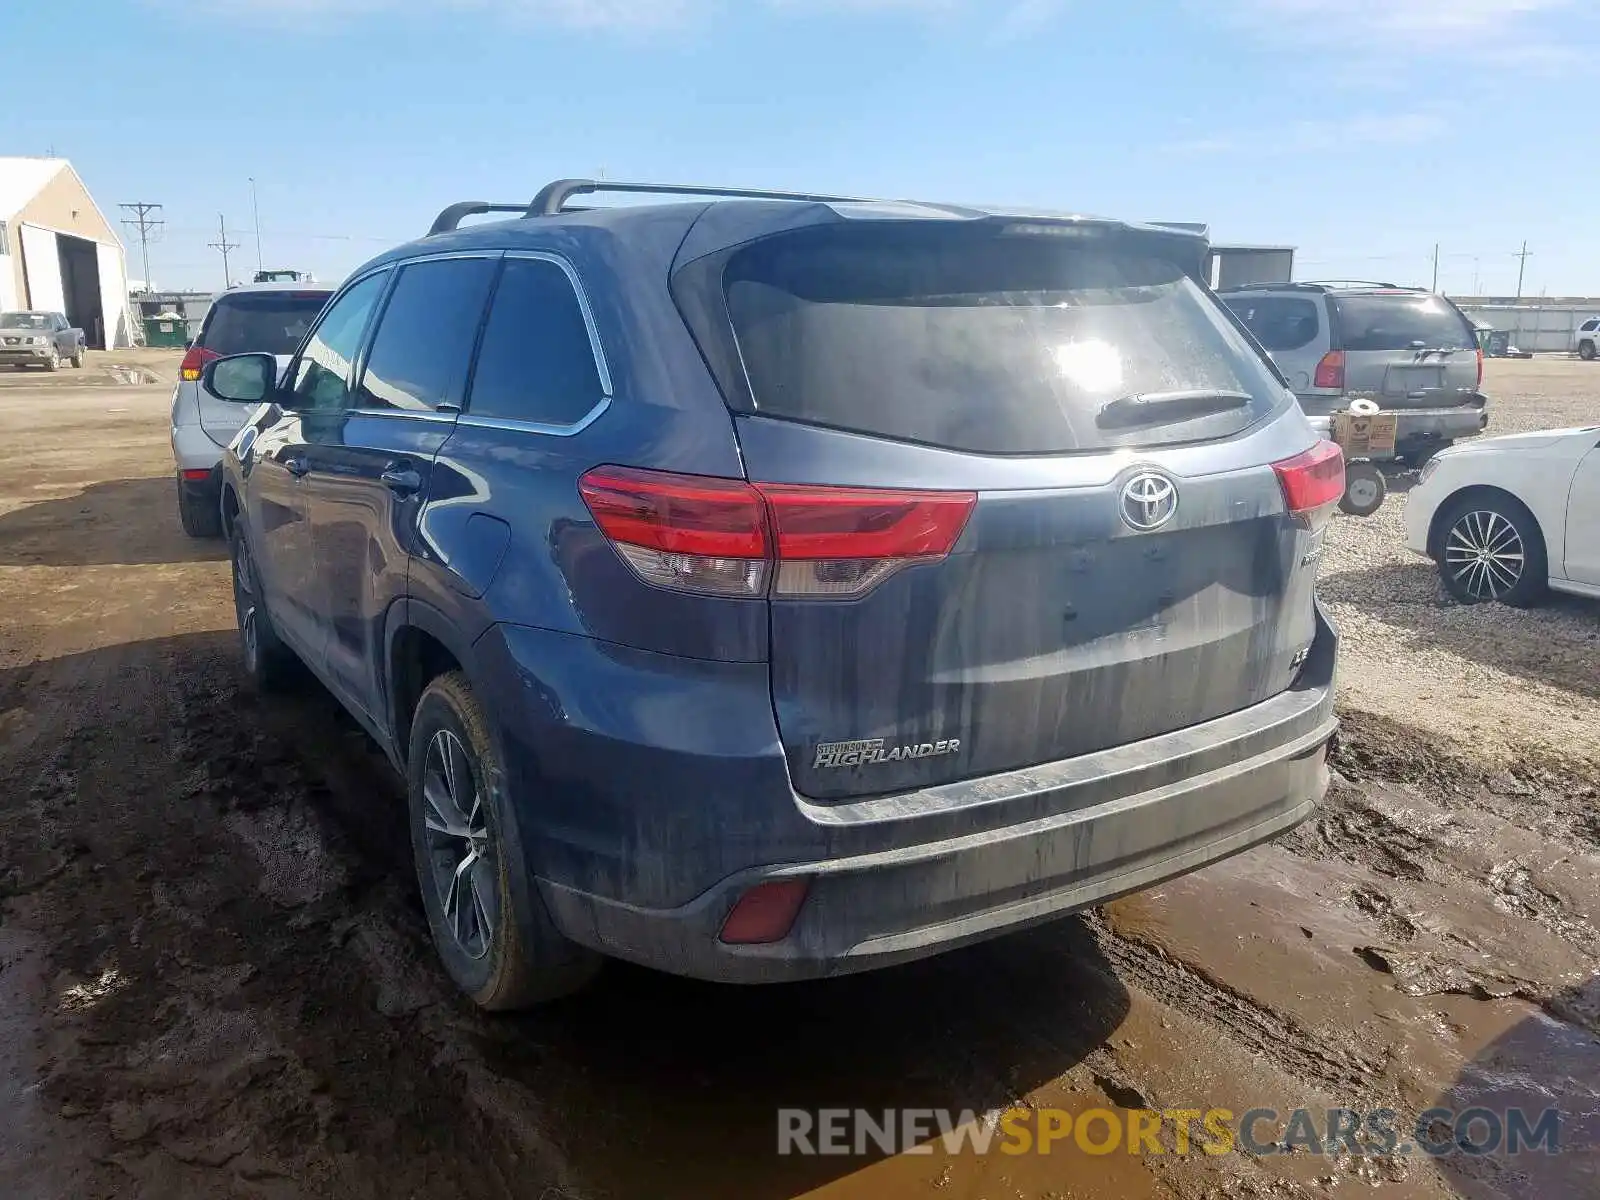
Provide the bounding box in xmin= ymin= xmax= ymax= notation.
xmin=384 ymin=600 xmax=483 ymax=767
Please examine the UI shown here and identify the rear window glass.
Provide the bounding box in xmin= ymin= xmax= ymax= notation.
xmin=721 ymin=225 xmax=1287 ymax=454
xmin=1332 ymin=294 xmax=1474 ymax=353
xmin=1222 ymin=295 xmax=1321 ymax=351
xmin=202 ymin=292 xmax=331 ymax=356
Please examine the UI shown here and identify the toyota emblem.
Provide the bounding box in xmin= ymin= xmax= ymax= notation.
xmin=1120 ymin=472 xmax=1178 ymax=531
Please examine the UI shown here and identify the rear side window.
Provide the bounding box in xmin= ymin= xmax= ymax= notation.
xmin=719 ymin=225 xmax=1288 ymax=454
xmin=1222 ymin=295 xmax=1321 ymax=351
xmin=466 ymin=257 xmax=606 ymax=425
xmin=202 ymin=292 xmax=330 ymax=356
xmin=356 ymin=256 xmax=498 ymax=412
xmin=1332 ymin=294 xmax=1474 ymax=352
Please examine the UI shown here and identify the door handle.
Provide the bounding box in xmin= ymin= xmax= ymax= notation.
xmin=381 ymin=463 xmax=424 ymax=494
xmin=284 ymin=456 xmax=310 ymax=478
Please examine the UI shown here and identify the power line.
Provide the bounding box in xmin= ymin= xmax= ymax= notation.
xmin=118 ymin=202 xmax=164 ymax=293
xmin=208 ymin=214 xmax=241 ymax=289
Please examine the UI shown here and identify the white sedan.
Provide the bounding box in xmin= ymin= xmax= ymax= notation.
xmin=1405 ymin=426 xmax=1600 ymax=606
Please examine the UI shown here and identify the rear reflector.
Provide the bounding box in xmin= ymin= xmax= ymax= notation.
xmin=1312 ymin=350 xmax=1345 ymax=390
xmin=1273 ymin=440 xmax=1345 ymax=516
xmin=180 ymin=468 xmax=212 ymax=482
xmin=578 ymin=466 xmax=975 ymax=599
xmin=719 ymin=879 xmax=810 ymax=945
xmin=179 ymin=343 xmax=219 ymax=382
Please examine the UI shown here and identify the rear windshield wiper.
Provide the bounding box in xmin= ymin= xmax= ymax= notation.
xmin=1095 ymin=389 xmax=1253 ymax=429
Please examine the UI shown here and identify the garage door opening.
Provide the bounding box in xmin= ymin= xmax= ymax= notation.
xmin=58 ymin=233 xmax=107 ymax=350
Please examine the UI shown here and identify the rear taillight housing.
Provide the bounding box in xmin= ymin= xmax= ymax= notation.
xmin=1312 ymin=350 xmax=1345 ymax=390
xmin=578 ymin=466 xmax=976 ymax=600
xmin=179 ymin=343 xmax=219 ymax=382
xmin=1273 ymin=440 xmax=1345 ymax=529
xmin=1475 ymin=346 xmax=1484 ymax=389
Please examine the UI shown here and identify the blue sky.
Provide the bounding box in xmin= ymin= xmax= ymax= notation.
xmin=8 ymin=0 xmax=1598 ymax=295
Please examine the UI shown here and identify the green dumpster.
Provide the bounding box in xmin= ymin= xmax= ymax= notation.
xmin=142 ymin=313 xmax=190 ymax=348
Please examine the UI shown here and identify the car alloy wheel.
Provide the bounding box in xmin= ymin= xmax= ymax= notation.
xmin=420 ymin=728 xmax=498 ymax=961
xmin=1444 ymin=509 xmax=1525 ymax=601
xmin=233 ymin=536 xmax=261 ymax=671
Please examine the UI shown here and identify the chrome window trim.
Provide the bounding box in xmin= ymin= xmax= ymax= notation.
xmin=456 ymin=396 xmax=612 ymax=438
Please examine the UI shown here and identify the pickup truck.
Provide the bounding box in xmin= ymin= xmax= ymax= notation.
xmin=0 ymin=310 xmax=87 ymax=370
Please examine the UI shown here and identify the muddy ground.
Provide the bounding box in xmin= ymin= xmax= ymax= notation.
xmin=0 ymin=357 xmax=1595 ymax=1199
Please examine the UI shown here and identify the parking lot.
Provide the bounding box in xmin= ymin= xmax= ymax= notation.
xmin=0 ymin=356 xmax=1594 ymax=1199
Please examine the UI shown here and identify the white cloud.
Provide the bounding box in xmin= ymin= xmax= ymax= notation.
xmin=192 ymin=0 xmax=1060 ymax=32
xmin=1220 ymin=0 xmax=1584 ymax=68
xmin=1167 ymin=110 xmax=1446 ymax=155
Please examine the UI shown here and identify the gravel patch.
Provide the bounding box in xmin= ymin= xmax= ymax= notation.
xmin=1318 ymin=358 xmax=1600 ymax=762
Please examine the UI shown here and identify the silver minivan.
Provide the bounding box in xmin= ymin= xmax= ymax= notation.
xmin=1221 ymin=282 xmax=1489 ymax=461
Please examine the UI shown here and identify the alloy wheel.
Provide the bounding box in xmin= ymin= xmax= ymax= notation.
xmin=1444 ymin=509 xmax=1525 ymax=601
xmin=234 ymin=538 xmax=261 ymax=668
xmin=421 ymin=729 xmax=498 ymax=960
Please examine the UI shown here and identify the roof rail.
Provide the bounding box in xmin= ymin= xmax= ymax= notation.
xmin=1300 ymin=279 xmax=1406 ymax=290
xmin=428 ymin=202 xmax=538 ymax=236
xmin=527 ymin=178 xmax=877 ymax=217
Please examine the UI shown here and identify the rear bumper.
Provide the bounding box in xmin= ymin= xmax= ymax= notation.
xmin=482 ymin=607 xmax=1338 ymax=984
xmin=1389 ymin=402 xmax=1490 ymax=446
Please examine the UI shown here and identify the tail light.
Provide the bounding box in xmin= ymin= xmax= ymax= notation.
xmin=1273 ymin=440 xmax=1345 ymax=529
xmin=578 ymin=466 xmax=976 ymax=600
xmin=1312 ymin=350 xmax=1345 ymax=390
xmin=1475 ymin=347 xmax=1484 ymax=389
xmin=179 ymin=343 xmax=219 ymax=382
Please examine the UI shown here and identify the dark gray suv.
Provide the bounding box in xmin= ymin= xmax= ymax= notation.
xmin=201 ymin=179 xmax=1342 ymax=1009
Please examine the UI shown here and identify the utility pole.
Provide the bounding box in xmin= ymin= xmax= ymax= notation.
xmin=1513 ymin=241 xmax=1532 ymax=299
xmin=118 ymin=202 xmax=164 ymax=294
xmin=248 ymin=177 xmax=264 ymax=274
xmin=208 ymin=214 xmax=240 ymax=289
xmin=1431 ymin=243 xmax=1439 ymax=293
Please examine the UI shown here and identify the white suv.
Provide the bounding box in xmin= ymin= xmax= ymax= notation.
xmin=1574 ymin=317 xmax=1599 ymax=361
xmin=169 ymin=282 xmax=333 ymax=536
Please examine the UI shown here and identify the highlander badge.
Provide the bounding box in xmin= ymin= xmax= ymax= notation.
xmin=813 ymin=737 xmax=961 ymax=770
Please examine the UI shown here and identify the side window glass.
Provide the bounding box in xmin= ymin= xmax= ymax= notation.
xmin=466 ymin=257 xmax=607 ymax=426
xmin=356 ymin=257 xmax=498 ymax=412
xmin=290 ymin=272 xmax=388 ymax=413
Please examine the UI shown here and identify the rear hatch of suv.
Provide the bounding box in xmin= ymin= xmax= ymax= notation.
xmin=1331 ymin=290 xmax=1482 ymax=408
xmin=664 ymin=218 xmax=1335 ymax=802
xmin=188 ymin=289 xmax=331 ymax=444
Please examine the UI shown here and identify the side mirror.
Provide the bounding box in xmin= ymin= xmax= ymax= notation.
xmin=202 ymin=352 xmax=276 ymax=404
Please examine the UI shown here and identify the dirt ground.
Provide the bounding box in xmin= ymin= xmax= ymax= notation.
xmin=0 ymin=355 xmax=1595 ymax=1199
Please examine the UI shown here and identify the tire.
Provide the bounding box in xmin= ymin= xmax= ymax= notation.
xmin=1580 ymin=341 xmax=1597 ymax=362
xmin=407 ymin=671 xmax=600 ymax=1010
xmin=177 ymin=480 xmax=223 ymax=538
xmin=1435 ymin=494 xmax=1547 ymax=608
xmin=44 ymin=349 xmax=60 ymax=372
xmin=71 ymin=349 xmax=85 ymax=368
xmin=1338 ymin=461 xmax=1387 ymax=517
xmin=230 ymin=524 xmax=299 ymax=688
xmin=1400 ymin=438 xmax=1451 ymax=469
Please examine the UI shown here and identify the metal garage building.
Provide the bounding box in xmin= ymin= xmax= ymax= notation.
xmin=0 ymin=157 xmax=132 ymax=349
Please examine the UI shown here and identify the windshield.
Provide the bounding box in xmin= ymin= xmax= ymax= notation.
xmin=1 ymin=313 xmax=51 ymax=330
xmin=1333 ymin=294 xmax=1475 ymax=352
xmin=721 ymin=224 xmax=1287 ymax=454
xmin=200 ymin=292 xmax=331 ymax=356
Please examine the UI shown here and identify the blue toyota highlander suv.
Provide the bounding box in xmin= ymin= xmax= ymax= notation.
xmin=204 ymin=179 xmax=1343 ymax=1009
